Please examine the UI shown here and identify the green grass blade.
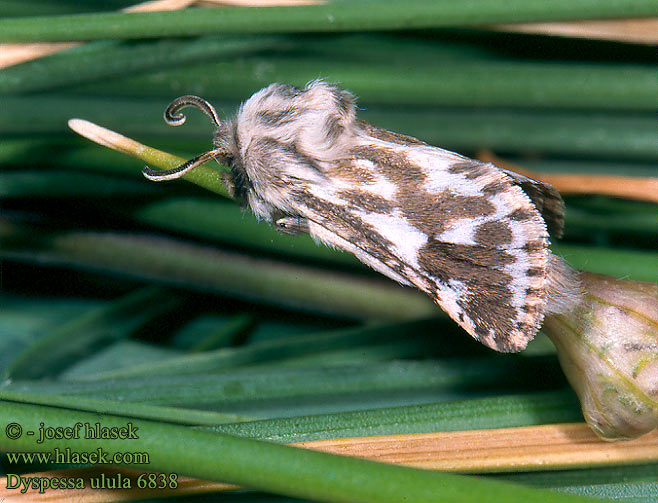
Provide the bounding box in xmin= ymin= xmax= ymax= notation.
xmin=1 ymin=0 xmax=657 ymax=42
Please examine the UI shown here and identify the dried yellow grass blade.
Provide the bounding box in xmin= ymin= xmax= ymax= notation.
xmin=297 ymin=423 xmax=658 ymax=472
xmin=491 ymin=18 xmax=658 ymax=44
xmin=3 ymin=423 xmax=657 ymax=502
xmin=0 ymin=42 xmax=80 ymax=68
xmin=478 ymin=151 xmax=658 ymax=203
xmin=68 ymin=119 xmax=148 ymax=156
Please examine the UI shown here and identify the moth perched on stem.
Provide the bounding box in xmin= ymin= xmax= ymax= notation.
xmin=144 ymin=81 xmax=575 ymax=352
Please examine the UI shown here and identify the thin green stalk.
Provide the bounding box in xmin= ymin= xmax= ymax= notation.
xmin=0 ymin=401 xmax=604 ymax=503
xmin=66 ymin=118 xmax=232 ymax=198
xmin=1 ymin=0 xmax=657 ymax=42
xmin=3 ymin=220 xmax=654 ymax=321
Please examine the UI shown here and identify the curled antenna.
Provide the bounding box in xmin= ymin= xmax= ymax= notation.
xmin=164 ymin=95 xmax=222 ymax=127
xmin=143 ymin=95 xmax=226 ymax=181
xmin=143 ymin=148 xmax=229 ymax=181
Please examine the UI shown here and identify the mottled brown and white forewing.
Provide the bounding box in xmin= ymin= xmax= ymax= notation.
xmin=307 ymin=132 xmax=551 ymax=351
xmin=145 ymin=80 xmax=565 ymax=353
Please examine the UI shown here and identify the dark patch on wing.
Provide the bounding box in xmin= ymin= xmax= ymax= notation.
xmin=396 ymin=190 xmax=496 ymax=236
xmin=357 ymin=120 xmax=428 ymax=146
xmin=521 ymin=240 xmax=545 ymax=252
xmin=326 ymin=160 xmax=377 ymax=184
xmin=447 ymin=161 xmax=490 ymax=180
xmin=474 ymin=221 xmax=513 ymax=246
xmin=482 ymin=179 xmax=508 ymax=195
xmin=338 ymin=190 xmax=393 ymax=214
xmin=509 ymin=207 xmax=536 ymax=222
xmin=417 ymin=241 xmax=515 ymax=285
xmin=350 ymin=145 xmax=427 ymax=188
xmin=526 ymin=266 xmax=543 ymax=277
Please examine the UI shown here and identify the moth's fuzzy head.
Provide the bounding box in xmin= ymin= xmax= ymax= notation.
xmin=213 ymin=81 xmax=358 ymax=221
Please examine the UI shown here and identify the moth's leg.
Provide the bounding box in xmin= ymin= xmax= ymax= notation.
xmin=274 ymin=217 xmax=310 ymax=235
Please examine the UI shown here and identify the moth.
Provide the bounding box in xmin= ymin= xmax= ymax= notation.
xmin=143 ymin=81 xmax=567 ymax=352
